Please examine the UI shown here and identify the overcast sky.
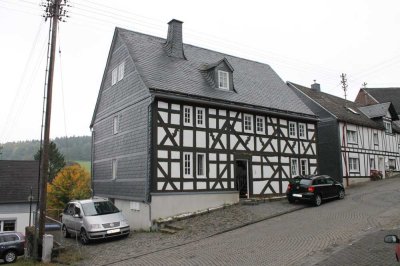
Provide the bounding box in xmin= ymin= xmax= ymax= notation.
xmin=1 ymin=0 xmax=399 ymax=143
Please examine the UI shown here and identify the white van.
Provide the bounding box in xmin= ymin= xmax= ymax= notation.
xmin=61 ymin=197 xmax=130 ymax=244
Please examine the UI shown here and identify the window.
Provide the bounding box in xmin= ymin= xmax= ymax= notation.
xmin=197 ymin=153 xmax=206 ymax=177
xmin=256 ymin=116 xmax=265 ymax=134
xmin=389 ymin=159 xmax=396 ymax=170
xmin=218 ymin=70 xmax=229 ymax=90
xmin=196 ymin=108 xmax=205 ymax=127
xmin=289 ymin=122 xmax=297 ymax=137
xmin=349 ymin=157 xmax=359 ymax=172
xmin=244 ymin=114 xmax=253 ymax=132
xmin=183 ymin=106 xmax=192 ymax=126
xmin=112 ymin=159 xmax=117 ymax=180
xmin=299 ymin=123 xmax=306 ymax=139
xmin=113 ymin=115 xmax=119 ymax=134
xmin=370 ymin=158 xmax=375 ymax=169
xmin=291 ymin=158 xmax=298 ymax=177
xmin=0 ymin=220 xmax=16 ymax=232
xmin=300 ymin=159 xmax=308 ymax=175
xmin=384 ymin=121 xmax=392 ymax=134
xmin=347 ymin=130 xmax=357 ymax=144
xmin=111 ymin=61 xmax=125 ymax=85
xmin=373 ymin=133 xmax=379 ymax=145
xmin=183 ymin=152 xmax=193 ymax=177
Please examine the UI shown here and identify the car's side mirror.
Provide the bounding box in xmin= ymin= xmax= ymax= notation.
xmin=73 ymin=214 xmax=81 ymax=218
xmin=384 ymin=235 xmax=400 ymax=243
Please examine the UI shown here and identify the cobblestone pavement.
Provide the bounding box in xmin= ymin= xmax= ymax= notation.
xmin=67 ymin=176 xmax=400 ymax=266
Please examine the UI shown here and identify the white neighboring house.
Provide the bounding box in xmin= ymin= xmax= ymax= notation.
xmin=288 ymin=82 xmax=400 ymax=186
xmin=0 ymin=160 xmax=38 ymax=233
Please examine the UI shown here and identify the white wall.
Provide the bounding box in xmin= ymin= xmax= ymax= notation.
xmin=0 ymin=203 xmax=36 ymax=233
xmin=113 ymin=199 xmax=151 ymax=231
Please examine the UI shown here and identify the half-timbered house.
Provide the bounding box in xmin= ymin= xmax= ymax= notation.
xmin=90 ymin=19 xmax=318 ymax=230
xmin=288 ymin=82 xmax=400 ymax=187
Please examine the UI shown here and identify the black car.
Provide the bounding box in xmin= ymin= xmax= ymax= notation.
xmin=286 ymin=175 xmax=345 ymax=206
xmin=0 ymin=232 xmax=25 ymax=263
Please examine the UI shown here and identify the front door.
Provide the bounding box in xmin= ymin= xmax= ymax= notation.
xmin=235 ymin=160 xmax=249 ymax=198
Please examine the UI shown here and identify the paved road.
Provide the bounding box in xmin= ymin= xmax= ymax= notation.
xmin=72 ymin=177 xmax=400 ymax=265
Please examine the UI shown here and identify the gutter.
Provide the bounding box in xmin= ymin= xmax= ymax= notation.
xmin=149 ymin=88 xmax=319 ymax=122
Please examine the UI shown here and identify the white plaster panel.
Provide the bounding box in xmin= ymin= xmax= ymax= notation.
xmin=157 ymin=127 xmax=166 ymax=145
xmin=171 ymin=104 xmax=180 ymax=110
xmin=171 ymin=162 xmax=180 ymax=178
xmin=158 ymin=150 xmax=168 ymax=159
xmin=222 ymin=182 xmax=227 ymax=188
xmin=280 ymin=119 xmax=287 ymax=126
xmin=252 ymin=156 xmax=261 ymax=162
xmin=230 ymin=135 xmax=238 ymax=149
xmin=220 ymin=154 xmax=227 ymax=161
xmin=173 ymin=182 xmax=181 ymax=190
xmin=183 ymin=182 xmax=193 ymax=190
xmin=263 ymin=165 xmax=274 ymax=177
xmin=281 ymin=128 xmax=288 ymax=137
xmin=209 ymin=118 xmax=217 ymax=129
xmin=281 ymin=157 xmax=289 ymax=163
xmin=308 ymin=123 xmax=315 ymax=130
xmin=209 ymin=164 xmax=217 ymax=178
xmin=220 ymin=134 xmax=227 ymax=149
xmin=270 ymin=181 xmax=280 ymax=194
xmin=159 ymin=111 xmax=168 ymax=123
xmin=271 ymin=139 xmax=278 ymax=151
xmin=253 ymin=181 xmax=267 ymax=194
xmin=253 ymin=165 xmax=261 ymax=178
xmin=230 ymin=111 xmax=237 ymax=117
xmin=197 ymin=182 xmax=207 ymax=189
xmin=310 ymin=158 xmax=316 ymax=164
xmin=218 ymin=109 xmax=226 ymax=116
xmin=157 ymin=182 xmax=164 ymax=190
xmin=282 ymin=181 xmax=289 ymax=191
xmin=209 ymin=108 xmax=216 ymax=115
xmin=269 ymin=156 xmax=279 ymax=163
xmin=183 ymin=130 xmax=193 ymax=147
xmin=166 ymin=183 xmax=173 ymax=191
xmin=268 ymin=126 xmax=274 ymax=135
xmin=158 ymin=101 xmax=168 ymax=109
xmin=234 ymin=122 xmax=242 ymax=132
xmin=159 ymin=162 xmax=168 ymax=175
xmin=310 ymin=166 xmax=317 ymax=174
xmin=219 ymin=119 xmax=226 ymax=129
xmin=230 ymin=154 xmax=234 ymax=160
xmin=196 ymin=131 xmax=206 ymax=148
xmin=271 ymin=117 xmax=277 ymax=123
xmin=209 ymin=153 xmax=216 ymax=161
xmin=308 ymin=131 xmax=314 ymax=140
xmin=157 ymin=169 xmax=163 ymax=178
xmin=171 ymin=113 xmax=180 ymax=125
xmin=171 ymin=151 xmax=180 ymax=159
xmin=247 ymin=136 xmax=254 ymax=151
xmin=283 ymin=165 xmax=290 ymax=177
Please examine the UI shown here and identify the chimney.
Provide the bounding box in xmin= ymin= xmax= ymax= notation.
xmin=311 ymin=80 xmax=321 ymax=92
xmin=164 ymin=19 xmax=186 ymax=59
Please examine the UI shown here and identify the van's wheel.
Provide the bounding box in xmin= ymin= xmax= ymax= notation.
xmin=4 ymin=250 xmax=17 ymax=263
xmin=314 ymin=194 xmax=322 ymax=207
xmin=62 ymin=225 xmax=71 ymax=238
xmin=80 ymin=228 xmax=90 ymax=245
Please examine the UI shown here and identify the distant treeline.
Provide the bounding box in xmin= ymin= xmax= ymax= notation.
xmin=1 ymin=136 xmax=91 ymax=161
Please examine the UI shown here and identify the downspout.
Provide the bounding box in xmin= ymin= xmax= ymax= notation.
xmin=342 ymin=122 xmax=349 ymax=186
xmin=90 ymin=128 xmax=95 ymax=198
xmin=146 ymin=95 xmax=155 ymax=226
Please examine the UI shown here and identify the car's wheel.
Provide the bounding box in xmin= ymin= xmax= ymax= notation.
xmin=62 ymin=225 xmax=71 ymax=238
xmin=288 ymin=196 xmax=295 ymax=204
xmin=80 ymin=228 xmax=90 ymax=245
xmin=4 ymin=249 xmax=17 ymax=263
xmin=338 ymin=189 xmax=345 ymax=199
xmin=313 ymin=194 xmax=322 ymax=207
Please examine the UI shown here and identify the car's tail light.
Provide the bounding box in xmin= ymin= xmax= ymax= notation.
xmin=308 ymin=186 xmax=315 ymax=193
xmin=286 ymin=184 xmax=292 ymax=192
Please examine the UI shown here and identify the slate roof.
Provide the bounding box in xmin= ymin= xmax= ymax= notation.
xmin=359 ymin=102 xmax=393 ymax=119
xmin=364 ymin=88 xmax=400 ymax=113
xmin=0 ymin=160 xmax=39 ymax=204
xmin=288 ymin=82 xmax=384 ymax=130
xmin=117 ymin=28 xmax=315 ymax=119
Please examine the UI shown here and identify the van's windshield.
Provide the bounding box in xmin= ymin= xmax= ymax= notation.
xmin=81 ymin=201 xmax=120 ymax=216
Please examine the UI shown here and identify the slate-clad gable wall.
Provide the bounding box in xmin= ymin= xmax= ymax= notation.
xmin=92 ymin=33 xmax=151 ymax=201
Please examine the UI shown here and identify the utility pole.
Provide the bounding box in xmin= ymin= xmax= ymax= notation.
xmin=36 ymin=0 xmax=68 ymax=255
xmin=340 ymin=73 xmax=349 ymax=187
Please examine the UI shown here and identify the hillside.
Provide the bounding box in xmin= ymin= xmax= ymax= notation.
xmin=0 ymin=136 xmax=91 ymax=161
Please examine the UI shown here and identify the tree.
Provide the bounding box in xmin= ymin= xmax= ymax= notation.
xmin=47 ymin=163 xmax=91 ymax=210
xmin=34 ymin=141 xmax=66 ymax=182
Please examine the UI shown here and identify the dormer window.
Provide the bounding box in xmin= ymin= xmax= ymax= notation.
xmin=218 ymin=70 xmax=229 ymax=90
xmin=384 ymin=121 xmax=392 ymax=134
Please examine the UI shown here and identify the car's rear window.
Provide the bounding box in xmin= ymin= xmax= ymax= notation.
xmin=292 ymin=178 xmax=312 ymax=186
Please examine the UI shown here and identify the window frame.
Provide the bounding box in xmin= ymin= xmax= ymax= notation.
xmin=117 ymin=62 xmax=125 ymax=82
xmin=291 ymin=158 xmax=299 ymax=177
xmin=349 ymin=157 xmax=359 ymax=172
xmin=289 ymin=122 xmax=297 ymax=138
xmin=196 ymin=108 xmax=205 ymax=128
xmin=111 ymin=67 xmax=118 ymax=86
xmin=384 ymin=121 xmax=392 ymax=134
xmin=196 ymin=153 xmax=206 ymax=178
xmin=300 ymin=159 xmax=308 ymax=175
xmin=373 ymin=132 xmax=379 ymax=146
xmin=256 ymin=116 xmax=265 ymax=134
xmin=183 ymin=152 xmax=193 ymax=178
xmin=370 ymin=158 xmax=375 ymax=169
xmin=0 ymin=220 xmax=16 ymax=232
xmin=244 ymin=114 xmax=253 ymax=133
xmin=183 ymin=106 xmax=193 ymax=126
xmin=218 ymin=70 xmax=229 ymax=90
xmin=298 ymin=123 xmax=306 ymax=139
xmin=113 ymin=115 xmax=119 ymax=135
xmin=389 ymin=158 xmax=396 ymax=170
xmin=346 ymin=129 xmax=358 ymax=144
